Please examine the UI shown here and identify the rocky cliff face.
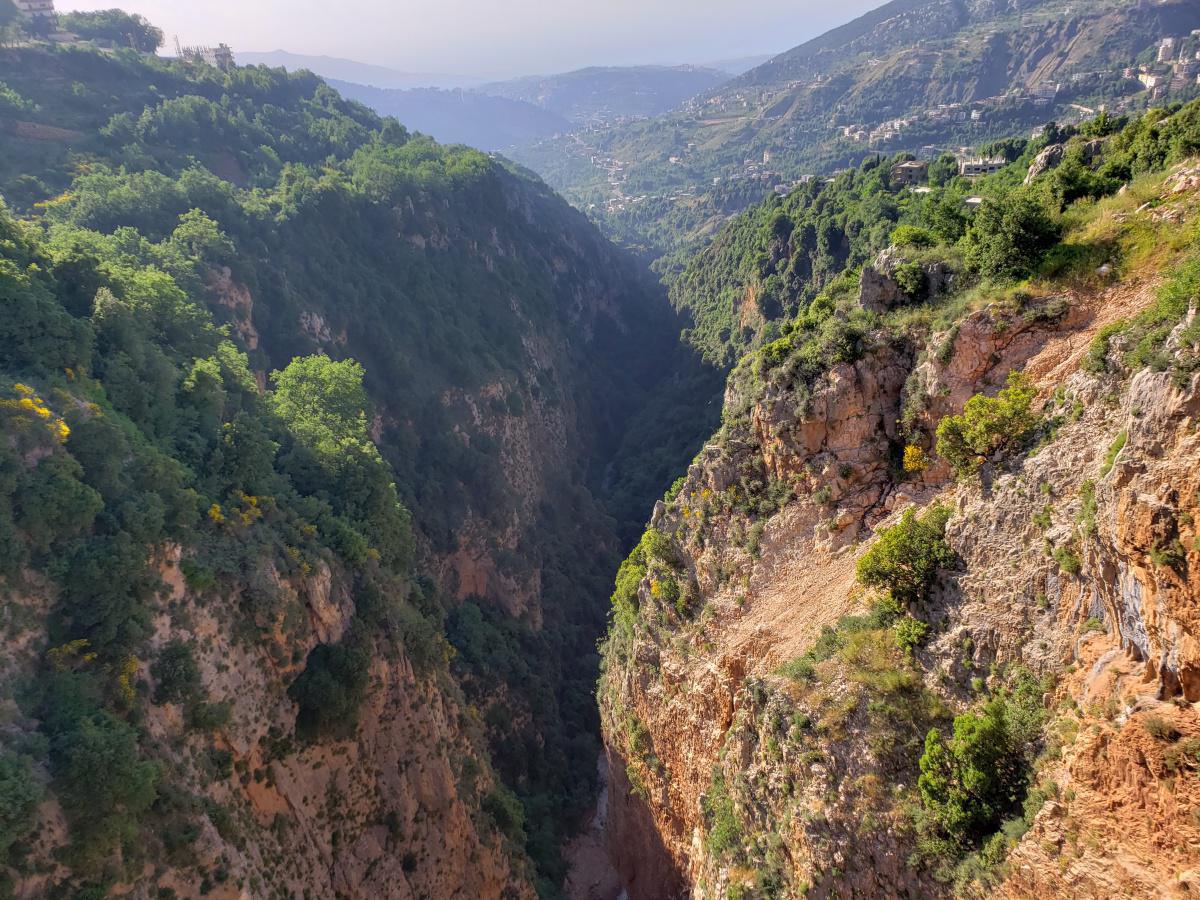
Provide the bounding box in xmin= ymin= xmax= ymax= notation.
xmin=6 ymin=542 xmax=530 ymax=899
xmin=599 ymin=167 xmax=1200 ymax=898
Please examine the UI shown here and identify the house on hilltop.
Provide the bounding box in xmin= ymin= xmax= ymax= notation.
xmin=178 ymin=41 xmax=236 ymax=72
xmin=15 ymin=0 xmax=55 ymax=33
xmin=890 ymin=160 xmax=928 ymax=186
xmin=15 ymin=0 xmax=55 ymax=20
xmin=958 ymin=156 xmax=1006 ymax=177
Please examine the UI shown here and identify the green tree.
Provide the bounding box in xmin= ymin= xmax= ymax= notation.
xmin=58 ymin=10 xmax=164 ymax=52
xmin=0 ymin=752 xmax=42 ymax=865
xmin=150 ymin=640 xmax=201 ymax=706
xmin=935 ymin=372 xmax=1038 ymax=477
xmin=856 ymin=505 xmax=954 ymax=607
xmin=288 ymin=640 xmax=371 ymax=740
xmin=918 ymin=699 xmax=1024 ymax=846
xmin=269 ymin=356 xmax=375 ymax=468
xmin=51 ymin=712 xmax=159 ymax=870
xmin=13 ymin=453 xmax=104 ymax=553
xmin=927 ymin=153 xmax=960 ymax=187
xmin=890 ymin=224 xmax=935 ymax=249
xmin=964 ymin=192 xmax=1060 ymax=279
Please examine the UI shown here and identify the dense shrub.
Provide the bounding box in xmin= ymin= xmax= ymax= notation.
xmin=918 ymin=699 xmax=1024 ymax=846
xmin=288 ymin=640 xmax=372 ymax=740
xmin=482 ymin=784 xmax=526 ymax=844
xmin=0 ymin=752 xmax=42 ymax=865
xmin=891 ymin=224 xmax=935 ymax=249
xmin=49 ymin=708 xmax=160 ymax=873
xmin=151 ymin=639 xmax=202 ymax=706
xmin=856 ymin=505 xmax=954 ymax=607
xmin=894 ymin=615 xmax=930 ymax=656
xmin=963 ymin=192 xmax=1060 ymax=279
xmin=57 ymin=10 xmax=164 ymax=52
xmin=935 ymin=372 xmax=1038 ymax=477
xmin=893 ymin=260 xmax=927 ymax=298
xmin=916 ymin=671 xmax=1050 ymax=858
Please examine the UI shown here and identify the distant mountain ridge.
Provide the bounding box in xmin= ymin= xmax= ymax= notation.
xmin=479 ymin=65 xmax=730 ymax=125
xmin=237 ymin=50 xmax=480 ymax=90
xmin=329 ymin=79 xmax=570 ymax=150
xmin=510 ymin=0 xmax=1200 ymax=258
xmin=735 ymin=0 xmax=968 ymax=85
xmin=701 ymin=54 xmax=777 ymax=76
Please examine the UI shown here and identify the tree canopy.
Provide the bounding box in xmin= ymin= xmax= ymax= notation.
xmin=58 ymin=9 xmax=164 ymax=52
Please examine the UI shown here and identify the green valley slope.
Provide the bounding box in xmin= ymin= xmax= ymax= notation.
xmin=0 ymin=41 xmax=718 ymax=897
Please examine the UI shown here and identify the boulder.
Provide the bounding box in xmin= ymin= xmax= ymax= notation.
xmin=1024 ymin=143 xmax=1064 ymax=184
xmin=858 ymin=246 xmax=953 ymax=313
xmin=1025 ymin=139 xmax=1104 ymax=185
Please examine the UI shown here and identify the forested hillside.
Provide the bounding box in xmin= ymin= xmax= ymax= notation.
xmin=0 ymin=40 xmax=716 ymax=897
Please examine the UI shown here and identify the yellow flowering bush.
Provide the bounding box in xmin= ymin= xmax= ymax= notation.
xmin=903 ymin=445 xmax=931 ymax=474
xmin=2 ymin=383 xmax=70 ymax=445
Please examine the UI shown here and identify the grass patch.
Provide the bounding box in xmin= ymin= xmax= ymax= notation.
xmin=1099 ymin=431 xmax=1127 ymax=478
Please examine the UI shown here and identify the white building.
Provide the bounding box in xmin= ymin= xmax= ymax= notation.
xmin=958 ymin=157 xmax=1006 ymax=177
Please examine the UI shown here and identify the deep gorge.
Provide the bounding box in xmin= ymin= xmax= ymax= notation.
xmin=4 ymin=3 xmax=1200 ymax=898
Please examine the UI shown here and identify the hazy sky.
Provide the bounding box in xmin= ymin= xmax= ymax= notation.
xmin=56 ymin=0 xmax=882 ymax=78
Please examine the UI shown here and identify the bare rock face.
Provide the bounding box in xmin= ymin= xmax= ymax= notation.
xmin=858 ymin=246 xmax=953 ymax=314
xmin=858 ymin=247 xmax=909 ymax=313
xmin=600 ymin=209 xmax=1200 ymax=898
xmin=207 ymin=266 xmax=260 ymax=351
xmin=1025 ymin=139 xmax=1104 ymax=185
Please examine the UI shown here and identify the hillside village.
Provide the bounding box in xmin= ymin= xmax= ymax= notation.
xmin=842 ymin=30 xmax=1200 ymax=149
xmin=512 ymin=0 xmax=1200 ymax=255
xmin=557 ymin=29 xmax=1195 ymax=237
xmin=7 ymin=0 xmax=235 ymax=70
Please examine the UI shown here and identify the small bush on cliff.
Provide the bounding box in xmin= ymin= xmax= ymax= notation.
xmin=702 ymin=769 xmax=743 ymax=862
xmin=856 ymin=505 xmax=954 ymax=608
xmin=288 ymin=639 xmax=371 ymax=741
xmin=151 ymin=639 xmax=202 ymax=706
xmin=894 ymin=616 xmax=930 ymax=657
xmin=0 ymin=752 xmax=42 ymax=866
xmin=1099 ymin=430 xmax=1127 ymax=478
xmin=1052 ymin=542 xmax=1082 ymax=576
xmin=935 ymin=372 xmax=1039 ymax=477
